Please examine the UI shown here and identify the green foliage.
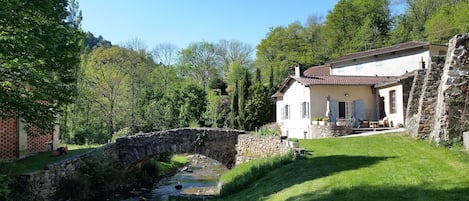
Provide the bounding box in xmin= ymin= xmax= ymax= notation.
xmin=324 ymin=0 xmax=392 ymax=58
xmin=0 ymin=0 xmax=83 ymax=135
xmin=256 ymin=22 xmax=325 ymax=86
xmin=250 ymin=129 xmax=278 ymax=136
xmin=0 ymin=162 xmax=12 ymax=200
xmin=218 ymin=151 xmax=295 ymax=197
xmin=111 ymin=127 xmax=133 ymax=142
xmin=57 ymin=150 xmax=120 ymax=200
xmin=425 ymin=1 xmax=469 ymax=43
xmin=7 ymin=176 xmax=38 ymax=201
xmin=245 ymin=83 xmax=273 ymax=131
xmin=203 ymin=90 xmax=230 ymax=128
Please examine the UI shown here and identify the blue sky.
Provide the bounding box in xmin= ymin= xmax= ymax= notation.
xmin=78 ymin=0 xmax=340 ymax=50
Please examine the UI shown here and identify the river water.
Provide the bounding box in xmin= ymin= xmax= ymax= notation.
xmin=119 ymin=154 xmax=228 ymax=201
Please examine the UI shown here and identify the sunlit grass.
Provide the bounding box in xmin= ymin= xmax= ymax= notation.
xmin=157 ymin=154 xmax=189 ymax=176
xmin=11 ymin=144 xmax=102 ymax=175
xmin=215 ymin=132 xmax=469 ymax=201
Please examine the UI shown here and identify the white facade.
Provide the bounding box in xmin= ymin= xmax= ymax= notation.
xmin=378 ymin=85 xmax=405 ymax=127
xmin=331 ymin=45 xmax=447 ymax=76
xmin=276 ymin=80 xmax=311 ymax=139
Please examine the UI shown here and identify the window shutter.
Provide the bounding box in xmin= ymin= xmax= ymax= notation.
xmin=300 ymin=102 xmax=304 ymax=118
xmin=353 ymin=99 xmax=366 ymax=127
xmin=330 ymin=100 xmax=339 ymax=122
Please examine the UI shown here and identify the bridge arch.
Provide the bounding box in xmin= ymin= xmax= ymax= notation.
xmin=111 ymin=128 xmax=247 ymax=169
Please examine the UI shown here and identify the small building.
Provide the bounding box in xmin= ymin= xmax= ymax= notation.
xmin=0 ymin=116 xmax=59 ymax=159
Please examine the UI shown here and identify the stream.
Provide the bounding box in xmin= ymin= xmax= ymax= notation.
xmin=119 ymin=154 xmax=228 ymax=201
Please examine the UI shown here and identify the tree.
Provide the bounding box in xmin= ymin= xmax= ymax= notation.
xmin=256 ymin=20 xmax=327 ymax=87
xmin=245 ymin=83 xmax=273 ymax=130
xmin=390 ymin=0 xmax=464 ymax=43
xmin=67 ymin=0 xmax=82 ymax=29
xmin=425 ymin=1 xmax=469 ymax=43
xmin=0 ymin=0 xmax=82 ymax=135
xmin=323 ymin=0 xmax=392 ymax=57
xmin=151 ymin=43 xmax=178 ymax=87
xmin=216 ymin=39 xmax=254 ymax=76
xmin=121 ymin=38 xmax=153 ymax=133
xmin=177 ymin=42 xmax=220 ymax=89
xmin=83 ymin=46 xmax=130 ymax=139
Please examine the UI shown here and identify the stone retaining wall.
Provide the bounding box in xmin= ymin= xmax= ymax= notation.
xmin=431 ymin=34 xmax=469 ymax=142
xmin=310 ymin=124 xmax=352 ymax=138
xmin=20 ymin=148 xmax=100 ymax=201
xmin=407 ymin=56 xmax=445 ymax=139
xmin=235 ymin=135 xmax=291 ymax=164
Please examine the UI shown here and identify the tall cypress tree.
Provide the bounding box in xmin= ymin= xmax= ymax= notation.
xmin=229 ymin=81 xmax=239 ymax=128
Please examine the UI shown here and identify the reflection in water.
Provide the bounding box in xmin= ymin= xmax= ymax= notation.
xmin=121 ymin=154 xmax=227 ymax=201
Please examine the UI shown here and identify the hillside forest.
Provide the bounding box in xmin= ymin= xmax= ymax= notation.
xmin=3 ymin=0 xmax=469 ymax=144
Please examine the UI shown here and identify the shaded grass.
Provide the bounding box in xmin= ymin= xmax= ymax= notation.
xmin=214 ymin=132 xmax=469 ymax=201
xmin=11 ymin=144 xmax=102 ymax=175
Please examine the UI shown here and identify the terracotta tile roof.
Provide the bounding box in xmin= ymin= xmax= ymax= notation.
xmin=272 ymin=75 xmax=398 ymax=98
xmin=304 ymin=64 xmax=331 ymax=76
xmin=294 ymin=75 xmax=397 ymax=86
xmin=375 ymin=69 xmax=421 ymax=88
xmin=328 ymin=41 xmax=434 ymax=64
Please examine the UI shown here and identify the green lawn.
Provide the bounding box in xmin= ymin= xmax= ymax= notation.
xmin=11 ymin=144 xmax=101 ymax=175
xmin=216 ymin=133 xmax=469 ymax=201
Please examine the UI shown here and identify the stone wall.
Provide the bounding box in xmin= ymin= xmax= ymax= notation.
xmin=405 ymin=70 xmax=426 ymax=136
xmin=310 ymin=124 xmax=352 ymax=138
xmin=235 ymin=135 xmax=291 ymax=164
xmin=20 ymin=148 xmax=98 ymax=201
xmin=405 ymin=34 xmax=469 ymax=144
xmin=407 ymin=56 xmax=445 ymax=139
xmin=431 ymin=34 xmax=469 ymax=143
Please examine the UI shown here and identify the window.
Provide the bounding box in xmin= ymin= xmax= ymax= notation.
xmin=300 ymin=102 xmax=309 ymax=119
xmin=282 ymin=104 xmax=290 ymax=120
xmin=390 ymin=90 xmax=396 ymax=114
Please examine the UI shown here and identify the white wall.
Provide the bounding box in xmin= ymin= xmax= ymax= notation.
xmin=331 ymin=45 xmax=447 ymax=76
xmin=276 ymin=80 xmax=311 ymax=139
xmin=332 ymin=49 xmax=429 ymax=76
xmin=378 ymin=85 xmax=405 ymax=127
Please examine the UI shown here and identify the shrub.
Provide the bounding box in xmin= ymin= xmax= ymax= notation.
xmin=218 ymin=151 xmax=294 ymax=196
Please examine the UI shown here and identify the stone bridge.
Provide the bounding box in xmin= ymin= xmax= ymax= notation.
xmin=108 ymin=128 xmax=247 ymax=169
xmin=25 ymin=128 xmax=292 ymax=200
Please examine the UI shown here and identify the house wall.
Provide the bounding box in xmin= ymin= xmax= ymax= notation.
xmin=0 ymin=118 xmax=18 ymax=159
xmin=309 ymin=85 xmax=377 ymax=121
xmin=331 ymin=45 xmax=447 ymax=76
xmin=276 ymin=81 xmax=311 ymax=139
xmin=378 ymin=85 xmax=405 ymax=127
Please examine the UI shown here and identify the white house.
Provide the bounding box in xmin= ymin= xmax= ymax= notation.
xmin=272 ymin=67 xmax=395 ymax=139
xmin=273 ymin=41 xmax=447 ymax=139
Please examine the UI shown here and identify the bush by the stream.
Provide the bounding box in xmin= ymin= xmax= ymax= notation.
xmin=218 ymin=151 xmax=294 ymax=197
xmin=56 ymin=150 xmax=120 ymax=200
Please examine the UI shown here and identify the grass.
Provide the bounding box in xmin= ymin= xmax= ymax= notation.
xmin=214 ymin=132 xmax=469 ymax=201
xmin=10 ymin=144 xmax=102 ymax=175
xmin=157 ymin=154 xmax=189 ymax=176
xmin=218 ymin=152 xmax=295 ymax=197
